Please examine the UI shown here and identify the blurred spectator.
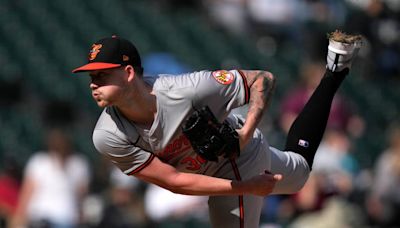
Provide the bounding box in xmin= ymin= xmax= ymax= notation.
xmin=304 ymin=0 xmax=347 ymax=26
xmin=202 ymin=0 xmax=249 ymax=35
xmin=95 ymin=167 xmax=148 ymax=228
xmin=304 ymin=129 xmax=358 ymax=205
xmin=248 ymin=0 xmax=346 ymax=29
xmin=285 ymin=128 xmax=364 ymax=227
xmin=246 ymin=0 xmax=346 ymax=46
xmin=144 ymin=184 xmax=209 ymax=226
xmin=313 ymin=129 xmax=359 ymax=181
xmin=0 ymin=156 xmax=22 ymax=227
xmin=366 ymin=121 xmax=400 ymax=227
xmin=279 ymin=60 xmax=365 ymax=137
xmin=10 ymin=128 xmax=90 ymax=228
xmin=345 ymin=0 xmax=400 ymax=80
xmin=247 ymin=0 xmax=305 ymax=32
xmin=288 ymin=194 xmax=365 ymax=228
xmin=246 ymin=0 xmax=304 ymax=50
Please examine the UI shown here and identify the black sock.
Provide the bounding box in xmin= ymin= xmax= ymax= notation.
xmin=284 ymin=69 xmax=349 ymax=169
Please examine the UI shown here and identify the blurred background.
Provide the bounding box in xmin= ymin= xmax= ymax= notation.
xmin=0 ymin=0 xmax=399 ymax=227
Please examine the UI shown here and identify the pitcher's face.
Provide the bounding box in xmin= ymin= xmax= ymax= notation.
xmin=89 ymin=67 xmax=127 ymax=108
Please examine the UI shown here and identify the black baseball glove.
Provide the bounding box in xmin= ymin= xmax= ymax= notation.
xmin=182 ymin=106 xmax=240 ymax=162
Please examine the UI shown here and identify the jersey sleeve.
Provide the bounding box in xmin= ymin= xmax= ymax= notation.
xmin=192 ymin=69 xmax=250 ymax=120
xmin=93 ymin=129 xmax=155 ymax=175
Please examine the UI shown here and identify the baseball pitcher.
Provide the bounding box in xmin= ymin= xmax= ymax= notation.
xmin=72 ymin=31 xmax=362 ymax=228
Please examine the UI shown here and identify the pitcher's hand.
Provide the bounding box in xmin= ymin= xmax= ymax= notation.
xmin=241 ymin=171 xmax=283 ymax=196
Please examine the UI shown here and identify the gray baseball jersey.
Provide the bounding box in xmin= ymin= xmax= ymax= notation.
xmin=93 ymin=70 xmax=256 ymax=175
xmin=92 ymin=70 xmax=310 ymax=227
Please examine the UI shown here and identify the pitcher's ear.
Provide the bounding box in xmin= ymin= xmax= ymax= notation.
xmin=125 ymin=65 xmax=136 ymax=82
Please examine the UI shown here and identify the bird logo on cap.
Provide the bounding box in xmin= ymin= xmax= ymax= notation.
xmin=123 ymin=55 xmax=129 ymax=62
xmin=88 ymin=44 xmax=103 ymax=61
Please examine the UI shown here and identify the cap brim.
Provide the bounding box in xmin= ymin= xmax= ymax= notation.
xmin=72 ymin=62 xmax=122 ymax=73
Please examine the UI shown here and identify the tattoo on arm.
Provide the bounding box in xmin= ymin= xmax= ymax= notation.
xmin=246 ymin=71 xmax=276 ymax=120
xmin=261 ymin=72 xmax=276 ymax=108
xmin=236 ymin=70 xmax=276 ymax=143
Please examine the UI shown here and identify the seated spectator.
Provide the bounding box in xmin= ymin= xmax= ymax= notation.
xmin=366 ymin=121 xmax=400 ymax=227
